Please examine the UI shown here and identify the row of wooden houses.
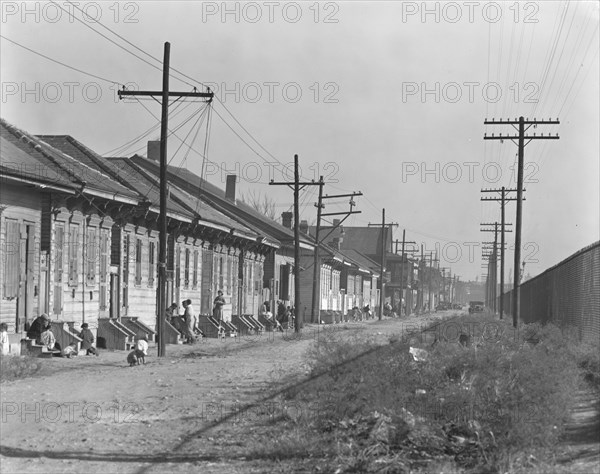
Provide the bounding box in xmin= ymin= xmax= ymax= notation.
xmin=1 ymin=118 xmax=394 ymax=351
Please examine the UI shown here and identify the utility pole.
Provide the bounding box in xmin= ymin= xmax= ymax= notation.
xmin=310 ymin=177 xmax=324 ymax=324
xmin=484 ymin=116 xmax=559 ymax=327
xmin=118 ymin=42 xmax=213 ymax=357
xmin=379 ymin=209 xmax=385 ymax=320
xmin=481 ymin=222 xmax=506 ymax=313
xmin=270 ymin=155 xmax=321 ymax=332
xmin=419 ymin=244 xmax=424 ymax=313
xmin=481 ymin=188 xmax=517 ymax=319
xmin=428 ymin=252 xmax=433 ymax=311
xmin=397 ymin=229 xmax=416 ymax=317
xmin=368 ymin=220 xmax=398 ymax=319
xmin=311 ymin=188 xmax=362 ymax=323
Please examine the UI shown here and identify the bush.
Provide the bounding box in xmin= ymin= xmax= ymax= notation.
xmin=0 ymin=354 xmax=43 ymax=382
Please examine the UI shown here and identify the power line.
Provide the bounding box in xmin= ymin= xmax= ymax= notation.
xmin=0 ymin=35 xmax=121 ymax=86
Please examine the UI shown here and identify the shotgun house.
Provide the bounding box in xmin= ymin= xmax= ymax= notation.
xmin=38 ymin=136 xmax=274 ymax=338
xmin=298 ymin=221 xmax=380 ymax=323
xmin=104 ymin=157 xmax=273 ymax=322
xmin=131 ymin=150 xmax=315 ymax=320
xmin=336 ymin=248 xmax=380 ymax=314
xmin=308 ymin=222 xmax=386 ymax=318
xmin=1 ymin=119 xmax=144 ymax=351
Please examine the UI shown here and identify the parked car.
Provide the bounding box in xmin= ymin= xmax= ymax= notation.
xmin=468 ymin=301 xmax=484 ymax=314
xmin=452 ymin=303 xmax=462 ymax=310
xmin=436 ymin=302 xmax=452 ymax=311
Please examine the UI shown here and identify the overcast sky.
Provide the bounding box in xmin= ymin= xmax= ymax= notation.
xmin=2 ymin=1 xmax=599 ymax=281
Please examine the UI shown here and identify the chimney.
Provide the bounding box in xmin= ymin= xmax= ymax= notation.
xmin=147 ymin=141 xmax=160 ymax=161
xmin=225 ymin=175 xmax=237 ymax=202
xmin=299 ymin=220 xmax=309 ymax=235
xmin=281 ymin=212 xmax=293 ymax=229
xmin=331 ymin=237 xmax=341 ymax=250
xmin=333 ymin=218 xmax=340 ymax=227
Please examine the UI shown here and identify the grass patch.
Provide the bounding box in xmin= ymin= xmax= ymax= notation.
xmin=275 ymin=315 xmax=592 ymax=473
xmin=0 ymin=355 xmax=44 ymax=382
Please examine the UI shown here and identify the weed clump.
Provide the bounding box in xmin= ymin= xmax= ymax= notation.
xmin=290 ymin=315 xmax=589 ymax=473
xmin=0 ymin=355 xmax=43 ymax=382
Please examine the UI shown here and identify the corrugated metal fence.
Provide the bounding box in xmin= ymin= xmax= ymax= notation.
xmin=501 ymin=241 xmax=600 ymax=344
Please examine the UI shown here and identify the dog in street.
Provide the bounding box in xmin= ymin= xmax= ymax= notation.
xmin=127 ymin=349 xmax=146 ymax=366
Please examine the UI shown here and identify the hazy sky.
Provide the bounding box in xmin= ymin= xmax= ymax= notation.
xmin=2 ymin=1 xmax=599 ymax=281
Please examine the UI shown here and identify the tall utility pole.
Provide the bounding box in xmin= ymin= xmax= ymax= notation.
xmin=270 ymin=155 xmax=321 ymax=332
xmin=311 ymin=188 xmax=362 ymax=323
xmin=428 ymin=252 xmax=433 ymax=311
xmin=368 ymin=219 xmax=398 ymax=319
xmin=396 ymin=229 xmax=416 ymax=317
xmin=484 ymin=116 xmax=559 ymax=327
xmin=379 ymin=209 xmax=385 ymax=320
xmin=481 ymin=187 xmax=517 ymax=319
xmin=419 ymin=244 xmax=424 ymax=313
xmin=118 ymin=42 xmax=213 ymax=357
xmin=481 ymin=222 xmax=506 ymax=313
xmin=310 ymin=177 xmax=324 ymax=324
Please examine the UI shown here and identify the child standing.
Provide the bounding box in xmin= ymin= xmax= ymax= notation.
xmin=0 ymin=323 xmax=9 ymax=356
xmin=78 ymin=323 xmax=98 ymax=356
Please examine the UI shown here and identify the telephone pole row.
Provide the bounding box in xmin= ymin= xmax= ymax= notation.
xmin=484 ymin=116 xmax=559 ymax=327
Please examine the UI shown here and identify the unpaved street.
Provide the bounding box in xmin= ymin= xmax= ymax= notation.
xmin=1 ymin=314 xmax=454 ymax=474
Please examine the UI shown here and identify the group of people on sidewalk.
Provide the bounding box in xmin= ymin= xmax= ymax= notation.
xmin=0 ymin=313 xmax=100 ymax=358
xmin=259 ymin=300 xmax=295 ymax=332
xmin=165 ymin=290 xmax=228 ymax=343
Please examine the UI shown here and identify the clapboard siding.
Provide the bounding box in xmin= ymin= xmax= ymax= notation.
xmin=0 ymin=183 xmax=42 ymax=333
xmin=49 ymin=208 xmax=105 ymax=332
xmin=120 ymin=226 xmax=158 ymax=330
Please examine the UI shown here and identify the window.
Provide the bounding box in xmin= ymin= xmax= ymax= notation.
xmin=68 ymin=224 xmax=79 ymax=287
xmin=135 ymin=238 xmax=142 ymax=285
xmin=148 ymin=241 xmax=155 ymax=287
xmin=86 ymin=227 xmax=97 ymax=286
xmin=3 ymin=220 xmax=19 ymax=298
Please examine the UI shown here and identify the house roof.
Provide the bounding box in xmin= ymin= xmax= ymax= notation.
xmin=336 ymin=248 xmax=381 ymax=276
xmin=35 ymin=134 xmax=264 ymax=240
xmin=107 ymin=157 xmax=265 ymax=241
xmin=1 ymin=120 xmax=139 ymax=203
xmin=131 ymin=155 xmax=313 ymax=250
xmin=310 ymin=225 xmax=393 ymax=259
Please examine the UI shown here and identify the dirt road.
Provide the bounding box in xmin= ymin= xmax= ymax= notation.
xmin=1 ymin=313 xmax=457 ymax=474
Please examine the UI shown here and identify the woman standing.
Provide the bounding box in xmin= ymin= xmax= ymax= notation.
xmin=183 ymin=299 xmax=195 ymax=344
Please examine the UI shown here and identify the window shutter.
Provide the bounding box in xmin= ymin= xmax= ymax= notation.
xmin=3 ymin=220 xmax=20 ymax=298
xmin=99 ymin=230 xmax=108 ymax=311
xmin=86 ymin=227 xmax=97 ymax=286
xmin=123 ymin=234 xmax=129 ymax=310
xmin=68 ymin=225 xmax=79 ymax=287
xmin=148 ymin=241 xmax=155 ymax=286
xmin=184 ymin=248 xmax=190 ymax=288
xmin=135 ymin=238 xmax=142 ymax=285
xmin=192 ymin=249 xmax=199 ymax=289
xmin=53 ymin=225 xmax=64 ymax=315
